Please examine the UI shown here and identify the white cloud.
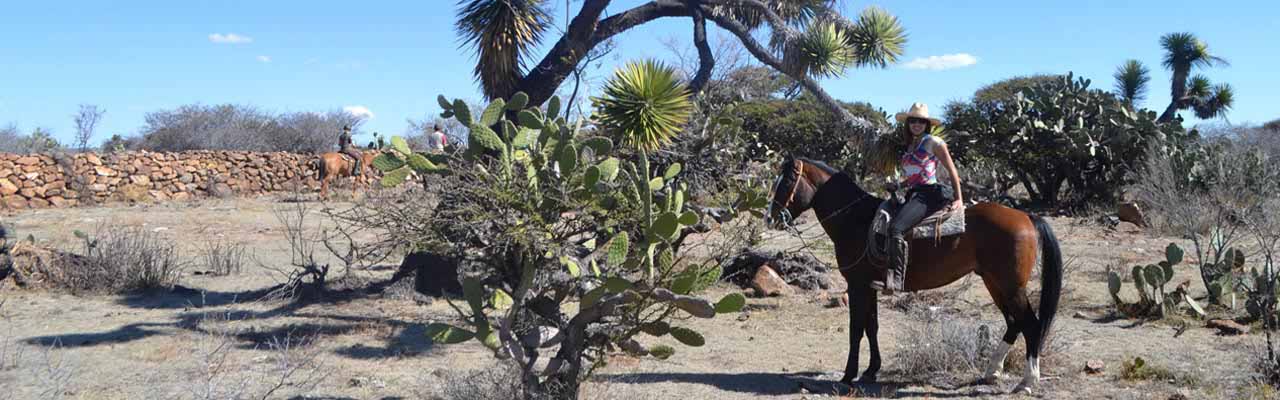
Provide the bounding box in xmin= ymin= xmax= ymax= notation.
xmin=208 ymin=33 xmax=253 ymax=44
xmin=902 ymin=53 xmax=979 ymax=71
xmin=343 ymin=105 xmax=374 ymax=119
xmin=256 ymin=55 xmax=272 ymax=63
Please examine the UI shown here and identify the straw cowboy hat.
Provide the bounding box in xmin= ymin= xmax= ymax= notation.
xmin=894 ymin=102 xmax=942 ymax=126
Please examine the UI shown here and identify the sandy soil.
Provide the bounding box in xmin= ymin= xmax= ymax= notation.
xmin=0 ymin=197 xmax=1271 ymax=400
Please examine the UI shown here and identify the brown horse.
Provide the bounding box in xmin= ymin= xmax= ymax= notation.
xmin=765 ymin=158 xmax=1062 ymax=393
xmin=312 ymin=150 xmax=377 ymax=200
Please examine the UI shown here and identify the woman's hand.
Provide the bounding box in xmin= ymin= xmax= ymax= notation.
xmin=950 ymin=198 xmax=964 ymax=211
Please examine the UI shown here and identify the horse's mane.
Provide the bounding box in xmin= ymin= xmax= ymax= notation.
xmin=794 ymin=157 xmax=839 ymax=175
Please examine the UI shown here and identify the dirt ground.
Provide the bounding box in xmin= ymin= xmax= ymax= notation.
xmin=0 ymin=196 xmax=1272 ymax=400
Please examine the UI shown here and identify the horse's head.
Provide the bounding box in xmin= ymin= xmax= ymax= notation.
xmin=766 ymin=158 xmax=828 ymax=230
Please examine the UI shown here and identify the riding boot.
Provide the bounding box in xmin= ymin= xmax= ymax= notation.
xmin=883 ymin=234 xmax=908 ymax=294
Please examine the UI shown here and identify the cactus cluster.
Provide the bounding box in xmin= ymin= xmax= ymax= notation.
xmin=395 ymin=90 xmax=759 ymax=384
xmin=1106 ymin=243 xmax=1206 ymax=318
xmin=371 ymin=135 xmax=449 ymax=188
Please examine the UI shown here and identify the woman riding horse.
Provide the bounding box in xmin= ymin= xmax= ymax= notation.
xmin=765 ymin=155 xmax=1062 ymax=393
xmin=879 ymin=103 xmax=965 ymax=294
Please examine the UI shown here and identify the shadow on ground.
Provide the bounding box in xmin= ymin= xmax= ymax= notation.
xmin=598 ymin=371 xmax=1009 ymax=398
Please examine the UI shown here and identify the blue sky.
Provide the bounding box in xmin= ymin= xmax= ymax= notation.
xmin=1 ymin=0 xmax=1276 ymax=147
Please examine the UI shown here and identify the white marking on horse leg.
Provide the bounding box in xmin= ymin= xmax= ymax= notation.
xmin=1019 ymin=354 xmax=1040 ymax=389
xmin=983 ymin=340 xmax=1012 ymax=380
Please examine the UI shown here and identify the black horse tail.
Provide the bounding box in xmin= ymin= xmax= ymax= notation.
xmin=311 ymin=157 xmax=323 ymax=181
xmin=1032 ymin=214 xmax=1063 ymax=354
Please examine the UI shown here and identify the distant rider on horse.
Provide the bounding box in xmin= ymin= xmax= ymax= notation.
xmin=873 ymin=103 xmax=965 ymax=294
xmin=338 ymin=125 xmax=363 ymax=176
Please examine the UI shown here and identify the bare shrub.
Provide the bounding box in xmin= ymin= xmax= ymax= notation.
xmin=892 ymin=309 xmax=996 ymax=384
xmin=59 ymin=226 xmax=184 ymax=294
xmin=417 ymin=363 xmax=526 ymax=400
xmin=169 ymin=327 xmax=328 ymax=400
xmin=133 ymin=104 xmax=366 ymax=153
xmin=261 ymin=202 xmax=329 ymax=301
xmin=199 ymin=241 xmax=246 ymax=276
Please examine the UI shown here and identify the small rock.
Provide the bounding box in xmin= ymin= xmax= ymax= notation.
xmin=1207 ymin=319 xmax=1250 ymax=335
xmin=1073 ymin=311 xmax=1096 ymax=320
xmin=1168 ymin=394 xmax=1189 ymax=400
xmin=1113 ymin=221 xmax=1142 ymax=234
xmin=825 ymin=292 xmax=849 ymax=308
xmin=751 ymin=265 xmax=792 ymax=297
xmin=1084 ymin=360 xmax=1105 ymax=374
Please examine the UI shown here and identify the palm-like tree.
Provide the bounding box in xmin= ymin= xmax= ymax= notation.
xmin=455 ymin=0 xmax=553 ymax=100
xmin=453 ymin=0 xmax=907 ymax=151
xmin=1157 ymin=32 xmax=1233 ymax=122
xmin=1113 ymin=59 xmax=1150 ymax=108
xmin=593 ymin=59 xmax=692 ymax=282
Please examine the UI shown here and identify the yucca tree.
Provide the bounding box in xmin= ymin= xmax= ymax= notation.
xmin=593 ymin=59 xmax=692 ymax=282
xmin=1113 ymin=59 xmax=1150 ymax=108
xmin=453 ymin=0 xmax=907 ymax=151
xmin=455 ymin=0 xmax=553 ymax=100
xmin=1157 ymin=32 xmax=1233 ymax=123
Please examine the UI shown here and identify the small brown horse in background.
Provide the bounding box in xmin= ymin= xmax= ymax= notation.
xmin=312 ymin=150 xmax=377 ymax=200
xmin=766 ymin=157 xmax=1062 ymax=393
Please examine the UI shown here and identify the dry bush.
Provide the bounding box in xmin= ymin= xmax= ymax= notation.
xmin=416 ymin=363 xmax=526 ymax=400
xmin=60 ymin=226 xmax=184 ymax=294
xmin=892 ymin=309 xmax=996 ymax=384
xmin=199 ymin=241 xmax=246 ymax=276
xmin=161 ymin=328 xmax=328 ymax=400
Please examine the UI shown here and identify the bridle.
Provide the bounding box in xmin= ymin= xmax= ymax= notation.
xmin=768 ymin=159 xmax=877 ymax=270
xmin=768 ymin=160 xmax=805 ymax=226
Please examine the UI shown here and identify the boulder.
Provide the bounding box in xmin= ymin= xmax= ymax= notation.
xmin=0 ymin=179 xmax=17 ymax=196
xmin=209 ymin=183 xmax=234 ymax=198
xmin=1118 ymin=202 xmax=1146 ymax=227
xmin=751 ymin=265 xmax=792 ymax=297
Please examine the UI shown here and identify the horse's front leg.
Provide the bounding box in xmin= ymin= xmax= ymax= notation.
xmin=840 ymin=285 xmax=868 ymax=385
xmin=861 ymin=288 xmax=882 ymax=383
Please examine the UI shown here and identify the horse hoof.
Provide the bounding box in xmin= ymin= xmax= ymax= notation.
xmin=838 ymin=375 xmax=856 ymax=386
xmin=1011 ymin=384 xmax=1033 ymax=394
xmin=857 ymin=374 xmax=878 ymax=384
xmin=979 ymin=374 xmax=1001 ymax=385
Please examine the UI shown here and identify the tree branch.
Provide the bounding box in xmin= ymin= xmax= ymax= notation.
xmin=517 ymin=1 xmax=690 ymax=105
xmin=702 ymin=7 xmax=881 ymax=151
xmin=688 ymin=2 xmax=715 ymax=94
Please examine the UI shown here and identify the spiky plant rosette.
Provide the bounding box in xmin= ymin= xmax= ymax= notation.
xmin=845 ymin=6 xmax=906 ymax=68
xmin=786 ymin=22 xmax=854 ymax=78
xmin=456 ymin=0 xmax=553 ymax=99
xmin=592 ymin=60 xmax=693 ymax=153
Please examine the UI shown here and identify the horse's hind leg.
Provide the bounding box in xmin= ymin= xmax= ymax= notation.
xmin=982 ymin=314 xmax=1018 ymax=383
xmin=1012 ymin=290 xmax=1043 ymax=393
xmin=979 ymin=274 xmax=1038 ymax=389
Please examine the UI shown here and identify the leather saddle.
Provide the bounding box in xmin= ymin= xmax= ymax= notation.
xmin=868 ymin=199 xmax=966 ymax=262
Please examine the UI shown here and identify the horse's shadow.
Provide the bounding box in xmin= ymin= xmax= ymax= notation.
xmin=597 ymin=371 xmax=1007 ymax=398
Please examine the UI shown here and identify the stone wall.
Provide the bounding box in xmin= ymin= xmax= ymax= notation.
xmin=0 ymin=151 xmax=364 ymax=209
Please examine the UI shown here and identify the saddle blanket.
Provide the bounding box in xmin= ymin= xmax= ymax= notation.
xmin=870 ymin=201 xmax=966 ymax=240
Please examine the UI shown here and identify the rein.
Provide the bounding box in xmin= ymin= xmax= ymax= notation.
xmin=769 ymin=161 xmax=875 ymax=270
